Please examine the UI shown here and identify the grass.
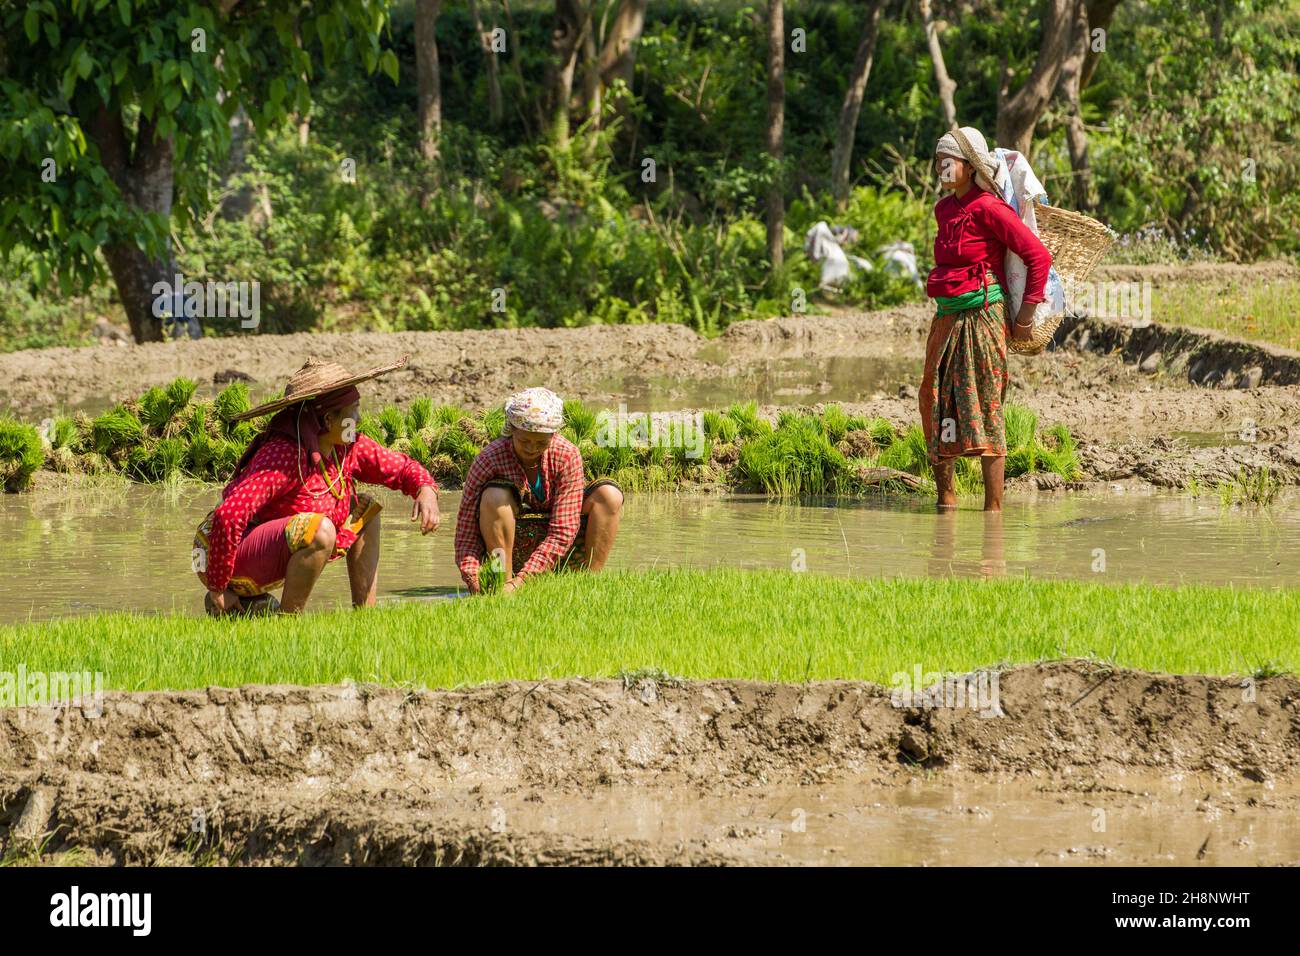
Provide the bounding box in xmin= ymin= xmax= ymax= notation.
xmin=1154 ymin=278 xmax=1300 ymax=351
xmin=2 ymin=569 xmax=1296 ymax=693
xmin=5 ymin=382 xmax=1084 ymax=500
xmin=1217 ymin=467 xmax=1283 ymax=506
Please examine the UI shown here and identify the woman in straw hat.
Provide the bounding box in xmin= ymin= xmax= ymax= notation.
xmin=454 ymin=387 xmax=622 ymax=595
xmin=193 ymin=356 xmax=441 ymax=615
xmin=923 ymin=126 xmax=1052 ymax=512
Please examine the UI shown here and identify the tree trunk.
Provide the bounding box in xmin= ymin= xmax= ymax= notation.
xmin=581 ymin=5 xmax=601 ymax=129
xmin=1080 ymin=0 xmax=1121 ymax=90
xmin=1057 ymin=0 xmax=1095 ymax=210
xmin=467 ymin=0 xmax=503 ymax=126
xmin=597 ymin=0 xmax=647 ymax=90
xmin=765 ymin=0 xmax=785 ymax=271
xmin=919 ymin=0 xmax=958 ymax=131
xmin=831 ymin=0 xmax=887 ymax=209
xmin=996 ymin=0 xmax=1074 ymax=156
xmin=88 ymin=107 xmax=177 ymax=343
xmin=547 ymin=0 xmax=585 ymax=146
xmin=415 ymin=0 xmax=443 ymax=161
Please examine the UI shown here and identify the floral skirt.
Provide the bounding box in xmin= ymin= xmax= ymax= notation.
xmin=481 ymin=478 xmax=620 ymax=572
xmin=919 ymin=302 xmax=1010 ymax=463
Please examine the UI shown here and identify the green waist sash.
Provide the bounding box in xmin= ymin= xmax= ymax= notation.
xmin=933 ymin=282 xmax=1004 ymax=318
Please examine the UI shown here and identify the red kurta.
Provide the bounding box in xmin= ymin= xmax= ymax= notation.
xmin=926 ymin=188 xmax=1052 ymax=306
xmin=205 ymin=434 xmax=435 ymax=594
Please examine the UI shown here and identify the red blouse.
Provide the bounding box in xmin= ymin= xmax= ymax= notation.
xmin=927 ymin=188 xmax=1052 ymax=306
xmin=205 ymin=434 xmax=436 ymax=594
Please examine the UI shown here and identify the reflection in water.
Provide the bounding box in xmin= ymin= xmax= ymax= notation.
xmin=928 ymin=511 xmax=1006 ymax=579
xmin=1 ymin=482 xmax=1297 ymax=623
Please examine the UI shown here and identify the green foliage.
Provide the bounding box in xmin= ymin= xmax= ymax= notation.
xmin=737 ymin=412 xmax=850 ymax=496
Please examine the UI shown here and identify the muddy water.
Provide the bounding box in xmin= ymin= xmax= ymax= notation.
xmin=472 ymin=775 xmax=1300 ymax=866
xmin=2 ymin=484 xmax=1297 ymax=623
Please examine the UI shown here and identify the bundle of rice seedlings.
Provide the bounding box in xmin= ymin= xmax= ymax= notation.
xmin=726 ymin=401 xmax=772 ymax=439
xmin=583 ymin=443 xmax=614 ymax=478
xmin=876 ymin=425 xmax=931 ymax=479
xmin=478 ymin=554 xmax=506 ymax=594
xmin=702 ymin=410 xmax=740 ymax=444
xmin=211 ymin=439 xmax=245 ymax=480
xmin=357 ymin=413 xmax=385 ymax=442
xmin=406 ymin=432 xmax=432 ymax=468
xmin=405 ymin=397 xmax=434 ymax=434
xmin=426 ymin=453 xmax=459 ymax=484
xmin=737 ymin=415 xmax=849 ymax=497
xmin=76 ymin=451 xmax=112 ymax=475
xmin=481 ymin=405 xmax=506 ymax=439
xmin=213 ymin=381 xmax=252 ymax=431
xmin=836 ymin=429 xmax=876 ymax=459
xmin=230 ymin=420 xmax=259 ymax=447
xmin=187 ymin=431 xmax=216 ymax=478
xmin=138 ymin=377 xmax=198 ymax=433
xmin=1037 ymin=424 xmax=1081 ymax=479
xmin=457 ymin=416 xmax=488 ymax=446
xmin=1004 ymin=403 xmax=1038 ymax=454
xmin=562 ymin=399 xmax=598 ymax=443
xmin=820 ymin=404 xmax=851 ymax=444
xmin=432 ymin=403 xmax=469 ymax=426
xmin=377 ymin=406 xmax=406 ymax=445
xmin=0 ymin=418 xmax=44 ymax=491
xmin=391 ymin=436 xmax=413 ymax=457
xmin=91 ymin=406 xmax=144 ymax=455
xmin=128 ymin=437 xmax=187 ymax=482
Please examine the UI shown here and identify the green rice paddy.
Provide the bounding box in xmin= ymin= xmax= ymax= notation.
xmin=3 ymin=569 xmax=1294 ymax=693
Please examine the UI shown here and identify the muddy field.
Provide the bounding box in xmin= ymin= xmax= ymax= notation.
xmin=3 ymin=662 xmax=1298 ymax=866
xmin=3 ymin=265 xmax=1298 ymax=490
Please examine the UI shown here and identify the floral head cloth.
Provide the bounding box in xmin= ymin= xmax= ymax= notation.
xmin=502 ymin=387 xmax=565 ymax=436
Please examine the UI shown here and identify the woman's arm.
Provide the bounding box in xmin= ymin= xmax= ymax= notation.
xmin=454 ymin=451 xmax=494 ymax=592
xmin=979 ymin=197 xmax=1052 ymax=304
xmin=350 ymin=434 xmax=440 ymax=533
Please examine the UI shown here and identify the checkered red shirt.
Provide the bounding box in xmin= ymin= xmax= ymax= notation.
xmin=455 ymin=435 xmax=585 ymax=591
xmin=206 ymin=434 xmax=436 ymax=594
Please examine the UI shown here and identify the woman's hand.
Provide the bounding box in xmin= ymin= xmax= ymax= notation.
xmin=502 ymin=575 xmax=524 ymax=595
xmin=1011 ymin=302 xmax=1037 ymax=343
xmin=411 ymin=485 xmax=440 ymax=534
xmin=209 ymin=589 xmax=242 ymax=614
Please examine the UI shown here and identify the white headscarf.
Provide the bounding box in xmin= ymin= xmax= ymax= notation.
xmin=502 ymin=387 xmax=565 ymax=436
xmin=936 ymin=126 xmax=1007 ymax=194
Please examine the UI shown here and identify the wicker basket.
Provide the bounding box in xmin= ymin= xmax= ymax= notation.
xmin=1010 ymin=204 xmax=1114 ymax=355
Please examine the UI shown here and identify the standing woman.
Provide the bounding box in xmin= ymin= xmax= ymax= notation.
xmin=922 ymin=127 xmax=1052 ymax=512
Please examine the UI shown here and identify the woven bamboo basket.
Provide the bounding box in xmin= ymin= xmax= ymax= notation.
xmin=1010 ymin=204 xmax=1114 ymax=355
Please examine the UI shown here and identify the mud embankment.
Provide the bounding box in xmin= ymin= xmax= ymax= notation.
xmin=2 ymin=662 xmax=1297 ymax=865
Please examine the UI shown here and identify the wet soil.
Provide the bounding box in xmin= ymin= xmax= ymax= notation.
xmin=2 ymin=662 xmax=1298 ymax=866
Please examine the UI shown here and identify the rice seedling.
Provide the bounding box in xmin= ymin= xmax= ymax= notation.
xmin=1217 ymin=467 xmax=1281 ymax=506
xmin=726 ymin=401 xmax=771 ymax=439
xmin=821 ymin=403 xmax=851 ymax=444
xmin=456 ymin=416 xmax=488 ymax=446
xmin=478 ymin=553 xmax=506 ymax=594
xmin=737 ymin=414 xmax=850 ymax=497
xmin=481 ymin=405 xmax=506 ymax=439
xmin=431 ymin=403 xmax=469 ymax=426
xmin=6 ymin=569 xmax=1297 ymax=691
xmin=1004 ymin=404 xmax=1038 ymax=452
xmin=405 ymin=397 xmax=434 ymax=434
xmin=90 ymin=406 xmax=144 ymax=455
xmin=0 ymin=418 xmax=43 ymax=491
xmin=377 ymin=406 xmax=407 ymax=444
xmin=562 ymin=399 xmax=598 ymax=443
xmin=212 ymin=381 xmax=251 ymax=430
xmin=702 ymin=410 xmax=740 ymax=444
xmin=357 ymin=413 xmax=385 ymax=442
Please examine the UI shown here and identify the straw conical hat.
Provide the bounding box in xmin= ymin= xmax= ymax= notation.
xmin=233 ymin=355 xmax=409 ymax=421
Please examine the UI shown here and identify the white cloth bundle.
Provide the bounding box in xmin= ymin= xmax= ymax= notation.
xmin=993 ymin=148 xmax=1065 ymax=323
